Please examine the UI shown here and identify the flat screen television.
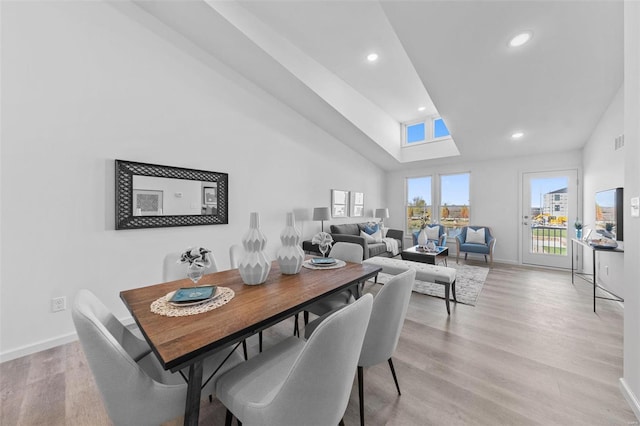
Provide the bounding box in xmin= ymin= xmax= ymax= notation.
xmin=595 ymin=187 xmax=623 ymax=241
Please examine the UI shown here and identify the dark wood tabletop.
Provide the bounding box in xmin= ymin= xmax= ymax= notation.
xmin=120 ymin=259 xmax=381 ymax=372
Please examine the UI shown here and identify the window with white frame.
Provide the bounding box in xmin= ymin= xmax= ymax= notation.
xmin=403 ymin=116 xmax=450 ymax=146
xmin=406 ymin=176 xmax=432 ymax=235
xmin=440 ymin=173 xmax=470 ymax=237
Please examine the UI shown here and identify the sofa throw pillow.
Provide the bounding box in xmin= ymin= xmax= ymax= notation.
xmin=381 ymin=227 xmax=389 ymax=238
xmin=466 ymin=227 xmax=486 ymax=244
xmin=364 ymin=223 xmax=379 ymax=235
xmin=426 ymin=226 xmax=440 ymax=241
xmin=360 ymin=230 xmax=382 ymax=243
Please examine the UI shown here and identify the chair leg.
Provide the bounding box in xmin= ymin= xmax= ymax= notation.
xmin=242 ymin=340 xmax=248 ymax=361
xmin=358 ymin=366 xmax=365 ymax=426
xmin=304 ymin=311 xmax=310 ymax=326
xmin=465 ymin=253 xmax=468 ymax=260
xmin=293 ymin=313 xmax=299 ymax=337
xmin=225 ymin=409 xmax=233 ymax=426
xmin=259 ymin=331 xmax=263 ymax=353
xmin=484 ymin=254 xmax=488 ymax=263
xmin=388 ymin=358 xmax=401 ymax=395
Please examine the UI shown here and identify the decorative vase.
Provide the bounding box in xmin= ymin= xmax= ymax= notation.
xmin=426 ymin=240 xmax=437 ymax=252
xmin=417 ymin=228 xmax=428 ymax=246
xmin=276 ymin=212 xmax=305 ymax=274
xmin=239 ymin=212 xmax=271 ymax=285
xmin=186 ymin=263 xmax=205 ymax=284
xmin=576 ymin=229 xmax=583 ymax=239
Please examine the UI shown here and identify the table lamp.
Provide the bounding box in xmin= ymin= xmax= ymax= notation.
xmin=313 ymin=207 xmax=331 ymax=232
xmin=375 ymin=208 xmax=389 ymax=227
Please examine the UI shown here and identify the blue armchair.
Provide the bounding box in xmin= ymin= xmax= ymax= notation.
xmin=412 ymin=224 xmax=447 ymax=247
xmin=455 ymin=226 xmax=496 ymax=265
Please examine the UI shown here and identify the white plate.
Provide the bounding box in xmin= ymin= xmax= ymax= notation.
xmin=166 ymin=287 xmax=220 ymax=307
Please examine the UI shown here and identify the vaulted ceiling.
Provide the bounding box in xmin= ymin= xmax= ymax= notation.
xmin=127 ymin=0 xmax=623 ymax=171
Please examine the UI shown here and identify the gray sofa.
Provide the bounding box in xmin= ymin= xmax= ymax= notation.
xmin=329 ymin=223 xmax=403 ymax=259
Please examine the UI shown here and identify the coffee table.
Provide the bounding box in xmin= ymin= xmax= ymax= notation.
xmin=401 ymin=245 xmax=449 ymax=266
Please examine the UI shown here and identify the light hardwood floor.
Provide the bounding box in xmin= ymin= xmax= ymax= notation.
xmin=1 ymin=261 xmax=637 ymax=425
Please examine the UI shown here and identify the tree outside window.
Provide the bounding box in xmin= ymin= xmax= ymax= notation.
xmin=406 ymin=177 xmax=432 ymax=235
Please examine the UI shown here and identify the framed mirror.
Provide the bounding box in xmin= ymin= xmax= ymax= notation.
xmin=115 ymin=160 xmax=228 ymax=230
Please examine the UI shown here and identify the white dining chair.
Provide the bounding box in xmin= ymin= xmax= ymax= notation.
xmin=301 ymin=242 xmax=364 ymax=326
xmin=72 ymin=289 xmax=243 ymax=426
xmin=229 ymin=244 xmax=243 ymax=269
xmin=162 ymin=251 xmax=218 ymax=282
xmin=228 ymin=244 xmax=263 ymax=358
xmin=216 ymin=293 xmax=373 ymax=426
xmin=357 ymin=268 xmax=415 ymax=425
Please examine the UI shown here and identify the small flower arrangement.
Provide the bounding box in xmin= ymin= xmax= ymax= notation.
xmin=312 ymin=232 xmax=333 ymax=257
xmin=178 ymin=247 xmax=212 ymax=267
xmin=574 ymin=219 xmax=583 ymax=230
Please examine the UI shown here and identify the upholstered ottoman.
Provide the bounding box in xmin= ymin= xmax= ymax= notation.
xmin=363 ymin=257 xmax=457 ymax=314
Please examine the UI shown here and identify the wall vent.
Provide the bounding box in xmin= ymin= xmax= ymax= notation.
xmin=615 ymin=134 xmax=624 ymax=150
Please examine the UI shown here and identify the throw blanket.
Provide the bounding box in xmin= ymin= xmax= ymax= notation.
xmin=382 ymin=237 xmax=400 ymax=256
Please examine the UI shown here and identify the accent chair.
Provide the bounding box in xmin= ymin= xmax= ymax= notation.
xmin=412 ymin=224 xmax=447 ymax=246
xmin=455 ymin=226 xmax=496 ymax=264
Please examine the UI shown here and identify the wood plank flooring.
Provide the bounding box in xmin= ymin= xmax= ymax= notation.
xmin=1 ymin=261 xmax=636 ymax=425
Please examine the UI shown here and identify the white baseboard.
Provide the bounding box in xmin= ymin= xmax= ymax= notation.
xmin=0 ymin=315 xmax=137 ymax=363
xmin=0 ymin=332 xmax=78 ymax=363
xmin=620 ymin=378 xmax=640 ymax=422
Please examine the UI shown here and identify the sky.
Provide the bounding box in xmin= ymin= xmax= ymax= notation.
xmin=530 ymin=177 xmax=568 ymax=208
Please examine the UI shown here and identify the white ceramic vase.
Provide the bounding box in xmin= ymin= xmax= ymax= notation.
xmin=239 ymin=212 xmax=271 ymax=285
xmin=276 ymin=212 xmax=305 ymax=274
xmin=417 ymin=228 xmax=428 ymax=246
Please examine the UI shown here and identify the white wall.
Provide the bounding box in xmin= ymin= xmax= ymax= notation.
xmin=0 ymin=2 xmax=385 ymax=360
xmin=622 ymin=1 xmax=640 ymax=419
xmin=385 ymin=151 xmax=582 ymax=264
xmin=582 ymin=86 xmax=625 ymax=297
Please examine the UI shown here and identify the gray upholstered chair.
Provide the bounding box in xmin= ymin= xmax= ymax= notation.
xmin=72 ymin=289 xmax=243 ymax=426
xmin=302 ymin=242 xmax=365 ymax=326
xmin=162 ymin=251 xmax=218 ymax=282
xmin=412 ymin=224 xmax=447 ymax=246
xmin=357 ymin=268 xmax=415 ymax=426
xmin=455 ymin=226 xmax=497 ymax=264
xmin=216 ymin=293 xmax=373 ymax=426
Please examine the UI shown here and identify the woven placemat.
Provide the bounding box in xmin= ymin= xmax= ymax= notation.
xmin=150 ymin=287 xmax=234 ymax=317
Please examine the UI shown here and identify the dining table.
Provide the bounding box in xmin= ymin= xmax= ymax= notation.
xmin=120 ymin=258 xmax=381 ymax=426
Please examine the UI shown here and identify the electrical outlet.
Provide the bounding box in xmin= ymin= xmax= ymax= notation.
xmin=52 ymin=297 xmax=66 ymax=312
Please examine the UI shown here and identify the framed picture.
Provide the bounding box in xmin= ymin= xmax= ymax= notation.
xmin=133 ymin=189 xmax=163 ymax=216
xmin=203 ymin=185 xmax=218 ymax=206
xmin=350 ymin=192 xmax=364 ymax=217
xmin=331 ymin=189 xmax=349 ymax=218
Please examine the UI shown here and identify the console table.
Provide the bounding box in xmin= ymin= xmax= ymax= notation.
xmin=570 ymin=238 xmax=624 ymax=312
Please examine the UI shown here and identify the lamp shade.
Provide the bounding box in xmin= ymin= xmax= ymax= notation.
xmin=375 ymin=208 xmax=389 ymax=219
xmin=313 ymin=207 xmax=330 ymax=221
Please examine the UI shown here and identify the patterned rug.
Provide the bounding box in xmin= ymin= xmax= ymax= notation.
xmin=369 ymin=263 xmax=490 ymax=306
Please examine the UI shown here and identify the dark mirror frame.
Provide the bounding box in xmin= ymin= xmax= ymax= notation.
xmin=115 ymin=159 xmax=228 ymax=230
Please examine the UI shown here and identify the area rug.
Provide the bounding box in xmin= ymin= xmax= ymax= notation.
xmin=370 ymin=263 xmax=490 ymax=306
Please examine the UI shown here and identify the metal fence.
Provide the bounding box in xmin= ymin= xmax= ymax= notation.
xmin=531 ymin=225 xmax=567 ymax=255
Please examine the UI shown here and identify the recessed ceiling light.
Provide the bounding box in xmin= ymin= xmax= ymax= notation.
xmin=418 ymin=106 xmax=426 ymax=112
xmin=508 ymin=31 xmax=532 ymax=48
xmin=512 ymin=132 xmax=524 ymax=139
xmin=366 ymin=53 xmax=379 ymax=62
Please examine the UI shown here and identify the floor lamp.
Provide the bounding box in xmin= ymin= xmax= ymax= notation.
xmin=313 ymin=207 xmax=330 ymax=232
